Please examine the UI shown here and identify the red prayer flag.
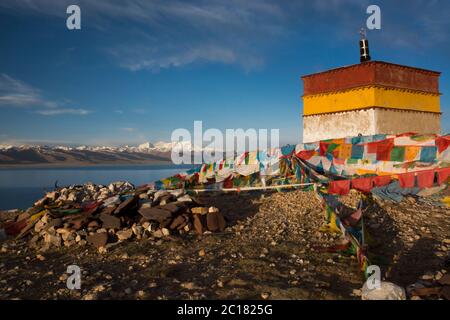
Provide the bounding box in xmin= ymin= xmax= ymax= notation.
xmin=296 ymin=150 xmax=315 ymax=160
xmin=328 ymin=180 xmax=350 ymax=195
xmin=351 ymin=177 xmax=374 ymax=193
xmin=376 ymin=139 xmax=394 ymax=161
xmin=319 ymin=142 xmax=329 ymax=156
xmin=374 ymin=175 xmax=392 ymax=187
xmin=416 ymin=170 xmax=435 ymax=188
xmin=367 ymin=142 xmax=378 ymax=154
xmin=398 ymin=172 xmax=416 ymax=188
xmin=437 ymin=167 xmax=450 ymax=185
xmin=332 ymin=149 xmax=340 ymax=158
xmin=4 ymin=219 xmax=28 ymax=236
xmin=436 ymin=136 xmax=450 ymax=153
xmin=223 ymin=177 xmax=233 ymax=188
xmin=82 ymin=201 xmax=101 ymax=212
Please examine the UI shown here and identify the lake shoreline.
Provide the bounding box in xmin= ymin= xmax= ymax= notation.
xmin=0 ymin=165 xmax=193 ymax=210
xmin=0 ymin=161 xmax=178 ymax=170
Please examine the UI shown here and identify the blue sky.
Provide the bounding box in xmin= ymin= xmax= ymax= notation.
xmin=0 ymin=0 xmax=449 ymax=147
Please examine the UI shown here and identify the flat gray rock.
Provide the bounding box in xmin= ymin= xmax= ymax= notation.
xmin=138 ymin=207 xmax=172 ymax=223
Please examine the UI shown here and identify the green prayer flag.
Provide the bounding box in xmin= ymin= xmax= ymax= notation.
xmin=390 ymin=146 xmax=405 ymax=162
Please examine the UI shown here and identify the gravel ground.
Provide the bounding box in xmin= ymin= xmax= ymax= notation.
xmin=0 ymin=188 xmax=449 ymax=300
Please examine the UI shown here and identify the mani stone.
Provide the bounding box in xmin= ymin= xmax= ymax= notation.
xmin=193 ymin=215 xmax=204 ymax=235
xmin=38 ymin=217 xmax=63 ymax=233
xmin=160 ymin=202 xmax=183 ymax=214
xmin=206 ymin=212 xmax=226 ymax=232
xmin=191 ymin=207 xmax=208 ymax=215
xmin=70 ymin=217 xmax=89 ymax=231
xmin=114 ymin=196 xmax=137 ymax=215
xmin=138 ymin=208 xmax=172 ymax=223
xmin=45 ymin=218 xmax=63 ymax=229
xmin=153 ymin=190 xmax=169 ymax=202
xmin=100 ymin=206 xmax=117 ymax=216
xmin=170 ymin=189 xmax=185 ymax=198
xmin=158 ymin=195 xmax=174 ymax=205
xmin=161 ymin=228 xmax=170 ymax=236
xmin=100 ymin=213 xmax=121 ymax=229
xmin=438 ymin=274 xmax=450 ymax=286
xmin=177 ymin=195 xmax=192 ymax=202
xmin=87 ymin=233 xmax=108 ymax=248
xmin=140 ymin=202 xmax=152 ymax=209
xmin=169 ymin=215 xmax=187 ymax=230
xmin=117 ymin=229 xmax=133 ymax=241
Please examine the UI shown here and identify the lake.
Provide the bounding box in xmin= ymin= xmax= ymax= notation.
xmin=0 ymin=165 xmax=194 ymax=210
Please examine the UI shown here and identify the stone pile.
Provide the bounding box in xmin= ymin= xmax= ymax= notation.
xmin=12 ymin=182 xmax=227 ymax=252
xmin=407 ymin=269 xmax=450 ymax=300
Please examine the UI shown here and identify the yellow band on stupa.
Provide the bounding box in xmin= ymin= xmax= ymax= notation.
xmin=303 ymin=86 xmax=440 ymax=116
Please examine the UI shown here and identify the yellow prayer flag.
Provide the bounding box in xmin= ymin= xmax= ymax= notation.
xmin=339 ymin=144 xmax=352 ymax=159
xmin=405 ymin=146 xmax=420 ymax=161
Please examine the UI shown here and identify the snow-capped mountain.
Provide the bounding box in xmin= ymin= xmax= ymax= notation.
xmin=137 ymin=142 xmax=155 ymax=151
xmin=0 ymin=141 xmax=213 ymax=165
xmin=152 ymin=140 xmax=207 ymax=153
xmin=0 ymin=145 xmax=14 ymax=150
xmin=0 ymin=141 xmax=199 ymax=152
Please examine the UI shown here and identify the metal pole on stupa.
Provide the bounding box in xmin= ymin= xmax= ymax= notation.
xmin=359 ymin=28 xmax=371 ymax=63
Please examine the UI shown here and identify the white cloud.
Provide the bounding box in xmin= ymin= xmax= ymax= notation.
xmin=0 ymin=74 xmax=43 ymax=107
xmin=0 ymin=74 xmax=91 ymax=116
xmin=0 ymin=0 xmax=288 ymax=71
xmin=1 ymin=0 xmax=450 ymax=70
xmin=101 ymin=0 xmax=283 ymax=71
xmin=113 ymin=44 xmax=238 ymax=71
xmin=35 ymin=108 xmax=92 ymax=116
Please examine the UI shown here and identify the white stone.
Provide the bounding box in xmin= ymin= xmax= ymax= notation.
xmin=361 ymin=281 xmax=406 ymax=300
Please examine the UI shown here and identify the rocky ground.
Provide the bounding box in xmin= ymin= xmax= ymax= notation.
xmin=0 ymin=187 xmax=449 ymax=300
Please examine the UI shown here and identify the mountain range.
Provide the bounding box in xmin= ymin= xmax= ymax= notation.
xmin=0 ymin=141 xmax=193 ymax=166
